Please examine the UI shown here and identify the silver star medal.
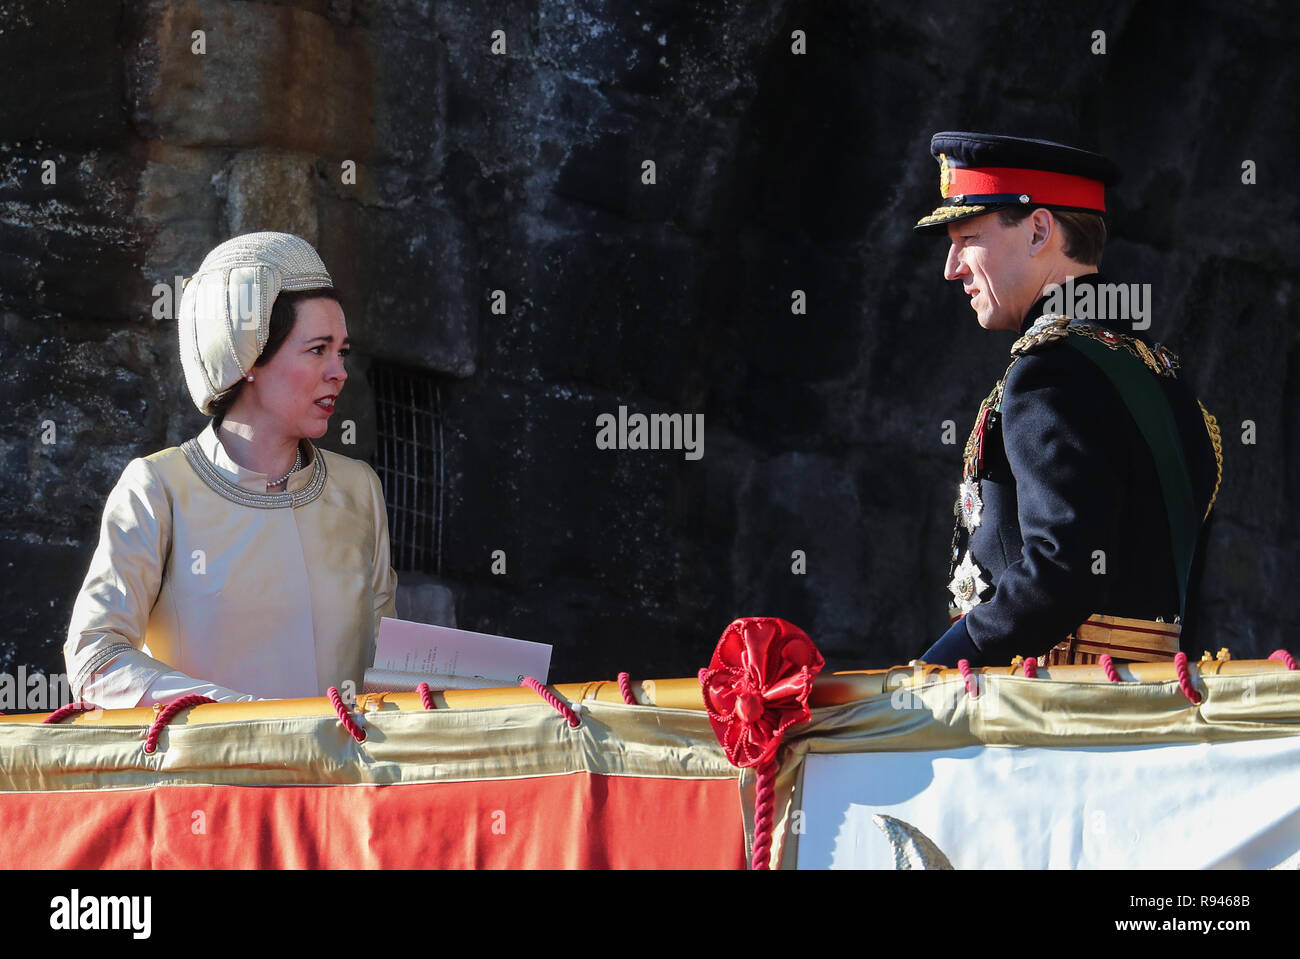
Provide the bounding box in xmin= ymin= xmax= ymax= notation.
xmin=948 ymin=551 xmax=990 ymax=614
xmin=958 ymin=478 xmax=983 ymax=532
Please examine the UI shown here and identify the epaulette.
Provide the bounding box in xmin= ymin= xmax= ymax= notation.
xmin=1010 ymin=313 xmax=1071 ymax=355
xmin=1010 ymin=314 xmax=1181 ymax=379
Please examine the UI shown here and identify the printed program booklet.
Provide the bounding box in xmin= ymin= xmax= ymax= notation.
xmin=362 ymin=617 xmax=552 ymax=692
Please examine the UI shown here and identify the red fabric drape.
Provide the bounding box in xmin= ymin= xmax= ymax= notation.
xmin=0 ymin=774 xmax=745 ymax=869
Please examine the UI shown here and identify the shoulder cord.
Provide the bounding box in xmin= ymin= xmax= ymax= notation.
xmin=1198 ymin=401 xmax=1223 ymax=519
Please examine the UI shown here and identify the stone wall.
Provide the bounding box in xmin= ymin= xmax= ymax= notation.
xmin=1 ymin=0 xmax=1296 ymax=696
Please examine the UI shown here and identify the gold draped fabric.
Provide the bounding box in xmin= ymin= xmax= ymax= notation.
xmin=0 ymin=701 xmax=735 ymax=793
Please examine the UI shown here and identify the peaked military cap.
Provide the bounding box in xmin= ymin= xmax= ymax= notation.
xmin=914 ymin=131 xmax=1120 ymax=231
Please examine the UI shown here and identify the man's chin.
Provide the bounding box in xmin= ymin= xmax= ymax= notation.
xmin=975 ymin=308 xmax=1016 ymax=332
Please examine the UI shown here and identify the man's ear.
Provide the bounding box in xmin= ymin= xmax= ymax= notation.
xmin=1027 ymin=208 xmax=1054 ymax=257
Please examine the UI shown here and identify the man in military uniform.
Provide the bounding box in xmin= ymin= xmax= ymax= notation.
xmin=914 ymin=132 xmax=1222 ymax=668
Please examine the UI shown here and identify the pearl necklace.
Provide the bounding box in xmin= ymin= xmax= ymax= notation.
xmin=267 ymin=446 xmax=303 ymax=489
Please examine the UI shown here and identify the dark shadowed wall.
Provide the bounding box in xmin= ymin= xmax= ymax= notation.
xmin=1 ymin=0 xmax=1295 ymax=697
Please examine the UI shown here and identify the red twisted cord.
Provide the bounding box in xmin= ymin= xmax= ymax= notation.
xmin=1022 ymin=657 xmax=1038 ymax=678
xmin=751 ymin=760 xmax=777 ymax=870
xmin=328 ymin=686 xmax=367 ymax=742
xmin=1099 ymin=654 xmax=1121 ymax=683
xmin=416 ymin=681 xmax=436 ymax=710
xmin=1269 ymin=649 xmax=1298 ymax=671
xmin=957 ymin=659 xmax=979 ymax=698
xmin=521 ymin=677 xmax=580 ymax=727
xmin=1173 ymin=652 xmax=1202 ymax=705
xmin=143 ymin=695 xmax=216 ymax=754
xmin=43 ymin=701 xmax=96 ymax=724
xmin=616 ymin=672 xmax=637 ymax=705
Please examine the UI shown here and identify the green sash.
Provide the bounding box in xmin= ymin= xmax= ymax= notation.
xmin=1066 ymin=333 xmax=1199 ymax=619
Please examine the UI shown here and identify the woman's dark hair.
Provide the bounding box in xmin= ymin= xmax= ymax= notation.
xmin=208 ymin=287 xmax=341 ymax=422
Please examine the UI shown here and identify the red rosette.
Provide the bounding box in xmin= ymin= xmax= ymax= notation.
xmin=699 ymin=617 xmax=825 ymax=768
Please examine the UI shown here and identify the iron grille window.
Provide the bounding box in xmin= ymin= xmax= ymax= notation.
xmin=367 ymin=362 xmax=443 ymax=575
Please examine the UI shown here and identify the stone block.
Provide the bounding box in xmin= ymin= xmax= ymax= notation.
xmin=226 ymin=149 xmax=319 ymax=243
xmin=125 ymin=0 xmax=373 ymax=154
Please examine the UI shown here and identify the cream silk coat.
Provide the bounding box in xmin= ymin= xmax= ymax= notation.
xmin=64 ymin=422 xmax=398 ymax=709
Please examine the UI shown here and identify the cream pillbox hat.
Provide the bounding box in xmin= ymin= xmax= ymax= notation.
xmin=178 ymin=232 xmax=334 ymax=415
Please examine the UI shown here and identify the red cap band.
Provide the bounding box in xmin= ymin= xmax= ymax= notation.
xmin=945 ymin=166 xmax=1106 ymax=212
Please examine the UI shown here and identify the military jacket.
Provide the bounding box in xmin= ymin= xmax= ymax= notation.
xmin=947 ymin=274 xmax=1222 ymax=663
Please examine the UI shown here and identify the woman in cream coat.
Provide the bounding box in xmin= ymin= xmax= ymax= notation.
xmin=64 ymin=232 xmax=398 ymax=709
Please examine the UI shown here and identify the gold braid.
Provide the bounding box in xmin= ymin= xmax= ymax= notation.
xmin=916 ymin=204 xmax=987 ymax=226
xmin=1198 ymin=401 xmax=1223 ymax=520
xmin=960 ymin=373 xmax=1011 ymax=478
xmin=947 ymin=364 xmax=1018 ymax=583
